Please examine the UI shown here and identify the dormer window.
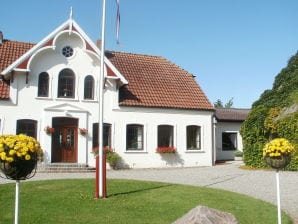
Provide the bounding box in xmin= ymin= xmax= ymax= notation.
xmin=62 ymin=46 xmax=74 ymax=58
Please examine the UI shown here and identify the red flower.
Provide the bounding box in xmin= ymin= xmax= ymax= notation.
xmin=79 ymin=128 xmax=88 ymax=135
xmin=156 ymin=146 xmax=177 ymax=154
xmin=92 ymin=146 xmax=113 ymax=156
xmin=44 ymin=126 xmax=55 ymax=134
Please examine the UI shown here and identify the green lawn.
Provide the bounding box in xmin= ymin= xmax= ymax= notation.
xmin=0 ymin=179 xmax=293 ymax=224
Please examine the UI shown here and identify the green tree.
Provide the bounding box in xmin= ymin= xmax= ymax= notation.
xmin=225 ymin=98 xmax=234 ymax=108
xmin=240 ymin=51 xmax=298 ymax=170
xmin=214 ymin=98 xmax=234 ymax=108
xmin=214 ymin=99 xmax=223 ymax=108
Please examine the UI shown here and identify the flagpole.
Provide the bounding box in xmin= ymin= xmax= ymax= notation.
xmin=97 ymin=0 xmax=107 ymax=199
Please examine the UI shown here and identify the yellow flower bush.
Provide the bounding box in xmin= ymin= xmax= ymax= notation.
xmin=263 ymin=138 xmax=295 ymax=158
xmin=0 ymin=134 xmax=43 ymax=164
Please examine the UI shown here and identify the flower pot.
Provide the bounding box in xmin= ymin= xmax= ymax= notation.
xmin=265 ymin=155 xmax=291 ymax=170
xmin=156 ymin=147 xmax=177 ymax=154
xmin=0 ymin=159 xmax=37 ymax=180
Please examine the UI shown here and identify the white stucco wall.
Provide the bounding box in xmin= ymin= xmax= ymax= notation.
xmin=103 ymin=107 xmax=214 ymax=168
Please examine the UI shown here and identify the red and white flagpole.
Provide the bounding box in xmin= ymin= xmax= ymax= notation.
xmin=96 ymin=0 xmax=107 ymax=199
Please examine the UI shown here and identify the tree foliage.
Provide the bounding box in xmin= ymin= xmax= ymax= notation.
xmin=214 ymin=99 xmax=223 ymax=108
xmin=214 ymin=98 xmax=234 ymax=108
xmin=241 ymin=51 xmax=298 ymax=170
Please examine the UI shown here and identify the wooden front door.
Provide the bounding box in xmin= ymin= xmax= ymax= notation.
xmin=52 ymin=118 xmax=78 ymax=163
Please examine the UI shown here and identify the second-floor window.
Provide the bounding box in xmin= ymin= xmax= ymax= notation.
xmin=84 ymin=75 xmax=94 ymax=100
xmin=37 ymin=72 xmax=49 ymax=97
xmin=57 ymin=69 xmax=75 ymax=98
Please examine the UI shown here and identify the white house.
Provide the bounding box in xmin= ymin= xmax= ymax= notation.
xmin=0 ymin=17 xmax=218 ymax=169
xmin=214 ymin=108 xmax=250 ymax=161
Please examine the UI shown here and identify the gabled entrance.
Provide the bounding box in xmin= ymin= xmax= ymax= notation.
xmin=51 ymin=117 xmax=78 ymax=163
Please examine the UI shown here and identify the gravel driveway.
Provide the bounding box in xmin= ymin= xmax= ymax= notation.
xmin=1 ymin=161 xmax=297 ymax=222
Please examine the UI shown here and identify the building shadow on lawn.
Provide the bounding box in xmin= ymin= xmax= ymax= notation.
xmin=108 ymin=183 xmax=173 ymax=197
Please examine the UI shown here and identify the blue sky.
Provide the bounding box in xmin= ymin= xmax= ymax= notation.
xmin=1 ymin=0 xmax=298 ymax=108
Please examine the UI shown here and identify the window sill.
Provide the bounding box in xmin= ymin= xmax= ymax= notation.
xmin=124 ymin=151 xmax=148 ymax=154
xmin=56 ymin=98 xmax=79 ymax=102
xmin=185 ymin=150 xmax=205 ymax=153
xmin=36 ymin=97 xmax=52 ymax=100
xmin=82 ymin=99 xmax=97 ymax=103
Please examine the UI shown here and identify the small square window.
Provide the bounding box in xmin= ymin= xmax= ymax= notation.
xmin=222 ymin=132 xmax=237 ymax=151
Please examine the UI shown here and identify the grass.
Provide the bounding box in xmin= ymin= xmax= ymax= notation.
xmin=0 ymin=179 xmax=293 ymax=224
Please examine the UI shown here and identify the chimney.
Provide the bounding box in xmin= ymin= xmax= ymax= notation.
xmin=0 ymin=31 xmax=3 ymax=44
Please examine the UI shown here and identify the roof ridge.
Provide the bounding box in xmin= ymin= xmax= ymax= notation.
xmin=3 ymin=39 xmax=35 ymax=45
xmin=216 ymin=108 xmax=251 ymax=110
xmin=106 ymin=50 xmax=163 ymax=59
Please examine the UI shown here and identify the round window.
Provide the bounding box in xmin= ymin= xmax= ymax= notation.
xmin=62 ymin=46 xmax=74 ymax=58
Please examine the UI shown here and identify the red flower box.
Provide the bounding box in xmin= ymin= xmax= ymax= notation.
xmin=79 ymin=128 xmax=88 ymax=135
xmin=156 ymin=146 xmax=177 ymax=154
xmin=44 ymin=126 xmax=55 ymax=134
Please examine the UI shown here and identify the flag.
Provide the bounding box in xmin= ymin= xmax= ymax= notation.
xmin=116 ymin=0 xmax=120 ymax=44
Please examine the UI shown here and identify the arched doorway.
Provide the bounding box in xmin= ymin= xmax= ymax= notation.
xmin=51 ymin=117 xmax=78 ymax=163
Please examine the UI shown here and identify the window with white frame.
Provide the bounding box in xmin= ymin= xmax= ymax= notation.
xmin=16 ymin=119 xmax=37 ymax=138
xmin=57 ymin=69 xmax=75 ymax=98
xmin=37 ymin=72 xmax=49 ymax=97
xmin=92 ymin=123 xmax=112 ymax=148
xmin=186 ymin=125 xmax=201 ymax=150
xmin=222 ymin=132 xmax=237 ymax=150
xmin=157 ymin=125 xmax=173 ymax=147
xmin=103 ymin=124 xmax=112 ymax=148
xmin=126 ymin=124 xmax=143 ymax=151
xmin=84 ymin=75 xmax=94 ymax=100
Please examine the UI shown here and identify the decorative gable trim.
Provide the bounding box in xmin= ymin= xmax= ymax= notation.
xmin=44 ymin=103 xmax=89 ymax=114
xmin=1 ymin=18 xmax=128 ymax=85
xmin=1 ymin=19 xmax=69 ymax=75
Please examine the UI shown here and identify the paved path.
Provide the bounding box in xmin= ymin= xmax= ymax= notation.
xmin=1 ymin=161 xmax=297 ymax=222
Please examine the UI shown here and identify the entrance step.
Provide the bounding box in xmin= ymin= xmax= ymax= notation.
xmin=37 ymin=163 xmax=95 ymax=173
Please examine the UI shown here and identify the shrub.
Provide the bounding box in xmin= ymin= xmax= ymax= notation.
xmin=92 ymin=147 xmax=122 ymax=169
xmin=105 ymin=149 xmax=121 ymax=169
xmin=234 ymin=150 xmax=243 ymax=157
xmin=241 ymin=51 xmax=298 ymax=170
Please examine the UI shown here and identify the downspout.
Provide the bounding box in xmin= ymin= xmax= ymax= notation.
xmin=212 ymin=115 xmax=217 ymax=166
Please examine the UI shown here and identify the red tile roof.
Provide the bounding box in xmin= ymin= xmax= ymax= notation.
xmin=0 ymin=40 xmax=214 ymax=111
xmin=0 ymin=40 xmax=34 ymax=99
xmin=215 ymin=108 xmax=250 ymax=122
xmin=0 ymin=40 xmax=34 ymax=72
xmin=107 ymin=51 xmax=214 ymax=110
xmin=0 ymin=78 xmax=10 ymax=99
